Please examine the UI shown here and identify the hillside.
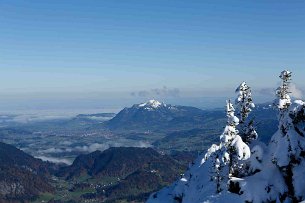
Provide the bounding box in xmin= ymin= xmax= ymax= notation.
xmin=56 ymin=147 xmax=188 ymax=202
xmin=0 ymin=142 xmax=54 ymax=202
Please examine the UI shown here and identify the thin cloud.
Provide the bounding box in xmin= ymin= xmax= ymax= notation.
xmin=36 ymin=156 xmax=72 ymax=165
xmin=289 ymin=83 xmax=303 ymax=99
xmin=73 ymin=141 xmax=152 ymax=153
xmin=257 ymin=84 xmax=303 ymax=99
xmin=131 ymin=86 xmax=180 ymax=98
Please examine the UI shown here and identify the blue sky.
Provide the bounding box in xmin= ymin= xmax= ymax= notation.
xmin=0 ymin=1 xmax=305 ymax=110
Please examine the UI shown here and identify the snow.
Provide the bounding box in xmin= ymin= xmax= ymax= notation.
xmin=247 ymin=144 xmax=264 ymax=173
xmin=280 ymin=70 xmax=292 ymax=80
xmin=226 ymin=100 xmax=239 ymax=126
xmin=271 ymin=100 xmax=305 ymax=167
xmin=148 ymin=132 xmax=287 ymax=203
xmin=148 ymin=99 xmax=252 ymax=203
xmin=293 ymin=99 xmax=305 ymax=107
xmin=235 ymin=81 xmax=254 ymax=123
xmin=203 ymin=144 xmax=220 ymax=164
xmin=231 ymin=136 xmax=250 ymax=160
xmin=147 ymin=70 xmax=305 ymax=203
xmin=293 ymin=160 xmax=305 ymax=198
xmin=138 ymin=99 xmax=165 ymax=110
xmin=270 ymin=99 xmax=305 ymax=201
xmin=274 ymin=70 xmax=292 ymax=110
xmin=275 ymin=95 xmax=291 ymax=109
xmin=237 ymin=163 xmax=287 ymax=203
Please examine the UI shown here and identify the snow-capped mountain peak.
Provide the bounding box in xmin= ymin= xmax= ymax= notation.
xmin=138 ymin=99 xmax=166 ymax=109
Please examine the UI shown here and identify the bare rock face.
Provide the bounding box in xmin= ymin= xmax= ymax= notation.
xmin=0 ymin=182 xmax=25 ymax=196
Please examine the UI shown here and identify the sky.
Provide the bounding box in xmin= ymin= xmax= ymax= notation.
xmin=0 ymin=1 xmax=305 ymax=112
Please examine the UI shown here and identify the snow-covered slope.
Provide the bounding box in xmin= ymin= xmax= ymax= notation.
xmin=147 ymin=100 xmax=255 ymax=203
xmin=147 ymin=71 xmax=305 ymax=203
xmin=138 ymin=99 xmax=166 ymax=110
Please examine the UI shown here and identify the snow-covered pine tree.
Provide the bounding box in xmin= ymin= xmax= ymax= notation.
xmin=270 ymin=70 xmax=305 ymax=202
xmin=206 ymin=144 xmax=225 ymax=193
xmin=243 ymin=120 xmax=258 ymax=145
xmin=274 ymin=70 xmax=292 ymax=111
xmin=217 ymin=100 xmax=251 ymax=183
xmin=235 ymin=82 xmax=258 ymax=145
xmin=203 ymin=100 xmax=252 ymax=193
xmin=235 ymin=82 xmax=254 ymax=123
xmin=220 ymin=100 xmax=240 ymax=178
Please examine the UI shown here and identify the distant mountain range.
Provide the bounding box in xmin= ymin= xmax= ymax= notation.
xmin=172 ymin=102 xmax=277 ymax=150
xmin=104 ymin=100 xmax=278 ymax=153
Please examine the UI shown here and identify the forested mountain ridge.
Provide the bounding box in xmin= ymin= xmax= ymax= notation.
xmin=0 ymin=142 xmax=54 ymax=202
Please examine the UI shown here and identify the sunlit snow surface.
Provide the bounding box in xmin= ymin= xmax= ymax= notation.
xmin=138 ymin=99 xmax=166 ymax=110
xmin=147 ymin=99 xmax=305 ymax=203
